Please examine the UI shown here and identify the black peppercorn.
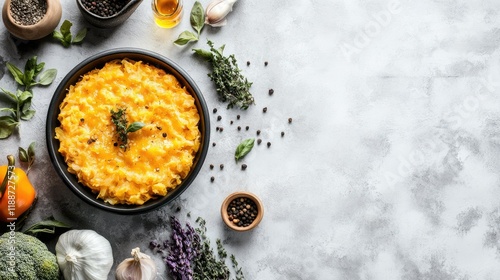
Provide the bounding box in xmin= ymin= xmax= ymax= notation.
xmin=162 ymin=132 xmax=167 ymax=138
xmin=265 ymin=61 xmax=268 ymax=66
xmin=245 ymin=126 xmax=249 ymax=131
xmin=269 ymin=89 xmax=274 ymax=95
xmin=247 ymin=61 xmax=250 ymax=66
xmin=237 ymin=126 xmax=241 ymax=131
xmin=257 ymin=139 xmax=262 ymax=145
xmin=227 ymin=197 xmax=258 ymax=227
xmin=210 ymin=164 xmax=214 ymax=170
xmin=241 ymin=164 xmax=247 ymax=170
xmin=217 ymin=116 xmax=222 ymax=121
xmin=267 ymin=142 xmax=271 ymax=148
xmin=263 ymin=107 xmax=267 ymax=113
xmin=210 ymin=176 xmax=215 ymax=182
xmin=213 ymin=108 xmax=217 ymax=113
xmin=220 ymin=164 xmax=224 ymax=170
xmin=237 ymin=115 xmax=240 ymax=120
xmin=256 ymin=130 xmax=261 ymax=135
xmin=281 ymin=131 xmax=285 ymax=137
xmin=212 ymin=142 xmax=216 ymax=147
xmin=288 ymin=117 xmax=292 ymax=123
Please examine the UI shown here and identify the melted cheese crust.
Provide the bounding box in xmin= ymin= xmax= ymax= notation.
xmin=55 ymin=59 xmax=201 ymax=205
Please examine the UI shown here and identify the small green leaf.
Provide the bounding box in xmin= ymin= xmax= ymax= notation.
xmin=174 ymin=31 xmax=199 ymax=46
xmin=127 ymin=122 xmax=145 ymax=133
xmin=60 ymin=20 xmax=72 ymax=36
xmin=235 ymin=138 xmax=255 ymax=161
xmin=0 ymin=88 xmax=18 ymax=102
xmin=35 ymin=62 xmax=45 ymax=76
xmin=190 ymin=1 xmax=205 ymax=35
xmin=6 ymin=62 xmax=25 ymax=86
xmin=37 ymin=69 xmax=57 ymax=85
xmin=0 ymin=116 xmax=18 ymax=139
xmin=72 ymin=28 xmax=87 ymax=44
xmin=53 ymin=31 xmax=64 ymax=41
xmin=27 ymin=142 xmax=36 ymax=158
xmin=20 ymin=109 xmax=35 ymax=121
xmin=18 ymin=90 xmax=33 ymax=104
xmin=192 ymin=48 xmax=213 ymax=60
xmin=19 ymin=147 xmax=29 ymax=163
xmin=23 ymin=68 xmax=35 ymax=88
xmin=25 ymin=56 xmax=37 ymax=73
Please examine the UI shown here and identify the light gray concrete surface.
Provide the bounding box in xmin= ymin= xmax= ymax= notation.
xmin=2 ymin=0 xmax=500 ymax=279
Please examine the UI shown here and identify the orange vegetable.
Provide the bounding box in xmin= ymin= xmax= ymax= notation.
xmin=0 ymin=155 xmax=36 ymax=223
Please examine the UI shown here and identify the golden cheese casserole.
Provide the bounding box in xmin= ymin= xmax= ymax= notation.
xmin=55 ymin=59 xmax=201 ymax=205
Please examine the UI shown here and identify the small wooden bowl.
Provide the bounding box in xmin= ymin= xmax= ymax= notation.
xmin=221 ymin=191 xmax=264 ymax=232
xmin=2 ymin=0 xmax=62 ymax=40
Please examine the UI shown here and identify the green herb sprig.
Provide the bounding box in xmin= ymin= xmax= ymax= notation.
xmin=110 ymin=108 xmax=145 ymax=151
xmin=0 ymin=57 xmax=57 ymax=139
xmin=193 ymin=40 xmax=254 ymax=110
xmin=53 ymin=20 xmax=87 ymax=47
xmin=235 ymin=138 xmax=255 ymax=161
xmin=174 ymin=1 xmax=205 ymax=45
xmin=6 ymin=56 xmax=57 ymax=91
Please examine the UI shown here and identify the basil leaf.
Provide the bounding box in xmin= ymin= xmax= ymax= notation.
xmin=0 ymin=88 xmax=18 ymax=102
xmin=0 ymin=108 xmax=15 ymax=114
xmin=18 ymin=90 xmax=33 ymax=104
xmin=53 ymin=31 xmax=64 ymax=41
xmin=190 ymin=1 xmax=205 ymax=35
xmin=35 ymin=62 xmax=45 ymax=76
xmin=25 ymin=56 xmax=37 ymax=73
xmin=192 ymin=48 xmax=214 ymax=60
xmin=6 ymin=62 xmax=25 ymax=86
xmin=127 ymin=122 xmax=145 ymax=133
xmin=0 ymin=116 xmax=18 ymax=139
xmin=24 ymin=68 xmax=35 ymax=88
xmin=38 ymin=69 xmax=57 ymax=85
xmin=20 ymin=109 xmax=35 ymax=121
xmin=72 ymin=28 xmax=87 ymax=43
xmin=174 ymin=31 xmax=199 ymax=46
xmin=60 ymin=20 xmax=72 ymax=36
xmin=235 ymin=138 xmax=255 ymax=161
xmin=28 ymin=142 xmax=36 ymax=158
xmin=19 ymin=147 xmax=29 ymax=163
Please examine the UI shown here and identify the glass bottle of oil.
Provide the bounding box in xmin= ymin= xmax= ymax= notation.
xmin=152 ymin=0 xmax=183 ymax=28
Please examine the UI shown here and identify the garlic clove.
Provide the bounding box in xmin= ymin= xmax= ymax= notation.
xmin=205 ymin=0 xmax=238 ymax=27
xmin=115 ymin=247 xmax=157 ymax=280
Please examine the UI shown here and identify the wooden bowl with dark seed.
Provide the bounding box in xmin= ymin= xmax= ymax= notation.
xmin=221 ymin=191 xmax=264 ymax=232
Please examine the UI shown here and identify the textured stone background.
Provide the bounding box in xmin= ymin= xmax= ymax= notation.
xmin=2 ymin=0 xmax=500 ymax=279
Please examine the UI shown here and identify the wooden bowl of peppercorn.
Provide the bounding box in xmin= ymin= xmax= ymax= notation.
xmin=221 ymin=191 xmax=264 ymax=231
xmin=76 ymin=0 xmax=143 ymax=29
xmin=2 ymin=0 xmax=62 ymax=40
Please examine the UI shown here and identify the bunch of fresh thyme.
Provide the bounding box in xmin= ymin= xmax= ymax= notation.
xmin=193 ymin=40 xmax=254 ymax=110
xmin=110 ymin=108 xmax=144 ymax=150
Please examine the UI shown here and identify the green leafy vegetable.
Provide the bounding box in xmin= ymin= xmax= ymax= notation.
xmin=174 ymin=1 xmax=204 ymax=45
xmin=53 ymin=19 xmax=87 ymax=47
xmin=235 ymin=138 xmax=255 ymax=161
xmin=111 ymin=108 xmax=144 ymax=150
xmin=193 ymin=41 xmax=254 ymax=110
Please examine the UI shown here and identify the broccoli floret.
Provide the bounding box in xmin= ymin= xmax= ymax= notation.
xmin=0 ymin=231 xmax=59 ymax=280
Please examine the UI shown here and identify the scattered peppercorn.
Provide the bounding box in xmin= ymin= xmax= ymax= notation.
xmin=227 ymin=197 xmax=258 ymax=227
xmin=288 ymin=117 xmax=293 ymax=123
xmin=209 ymin=164 xmax=214 ymax=170
xmin=267 ymin=142 xmax=271 ymax=148
xmin=80 ymin=118 xmax=85 ymax=122
xmin=217 ymin=116 xmax=222 ymax=121
xmin=237 ymin=115 xmax=240 ymax=120
xmin=241 ymin=164 xmax=247 ymax=170
xmin=264 ymin=61 xmax=268 ymax=66
xmin=281 ymin=131 xmax=285 ymax=137
xmin=269 ymin=89 xmax=274 ymax=95
xmin=230 ymin=120 xmax=234 ymax=125
xmin=245 ymin=126 xmax=249 ymax=131
xmin=212 ymin=142 xmax=216 ymax=147
xmin=216 ymin=127 xmax=220 ymax=132
xmin=220 ymin=164 xmax=224 ymax=170
xmin=162 ymin=132 xmax=167 ymax=137
xmin=247 ymin=61 xmax=250 ymax=66
xmin=256 ymin=130 xmax=261 ymax=135
xmin=237 ymin=126 xmax=241 ymax=131
xmin=210 ymin=176 xmax=215 ymax=182
xmin=257 ymin=139 xmax=262 ymax=145
xmin=213 ymin=108 xmax=218 ymax=113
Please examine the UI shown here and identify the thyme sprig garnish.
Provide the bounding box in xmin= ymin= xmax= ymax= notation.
xmin=193 ymin=40 xmax=254 ymax=110
xmin=110 ymin=108 xmax=144 ymax=151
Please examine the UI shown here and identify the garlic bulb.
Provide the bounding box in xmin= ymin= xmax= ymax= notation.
xmin=55 ymin=229 xmax=113 ymax=280
xmin=205 ymin=0 xmax=238 ymax=27
xmin=115 ymin=247 xmax=157 ymax=280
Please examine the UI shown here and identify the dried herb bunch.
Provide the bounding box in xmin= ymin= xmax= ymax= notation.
xmin=150 ymin=216 xmax=245 ymax=280
xmin=193 ymin=40 xmax=254 ymax=110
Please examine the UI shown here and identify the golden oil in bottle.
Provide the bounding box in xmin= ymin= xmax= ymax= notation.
xmin=152 ymin=0 xmax=183 ymax=28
